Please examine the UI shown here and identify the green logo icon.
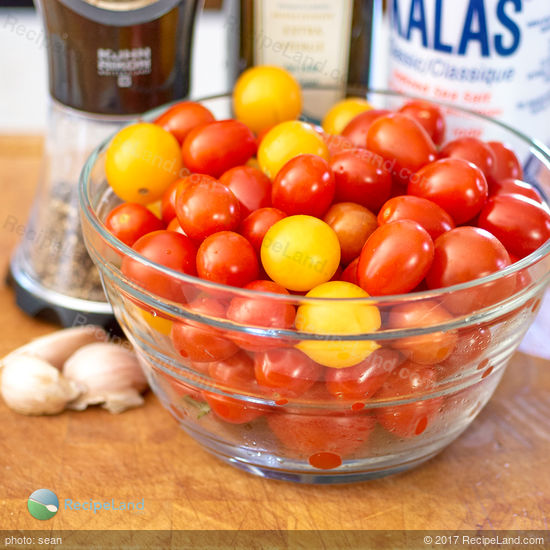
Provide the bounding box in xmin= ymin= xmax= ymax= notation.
xmin=28 ymin=489 xmax=59 ymax=520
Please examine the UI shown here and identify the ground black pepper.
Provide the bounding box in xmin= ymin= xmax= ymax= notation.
xmin=26 ymin=180 xmax=107 ymax=302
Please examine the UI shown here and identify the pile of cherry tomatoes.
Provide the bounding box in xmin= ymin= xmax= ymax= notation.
xmin=103 ymin=66 xmax=550 ymax=463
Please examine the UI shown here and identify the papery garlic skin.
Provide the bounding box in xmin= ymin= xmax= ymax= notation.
xmin=0 ymin=326 xmax=108 ymax=370
xmin=1 ymin=355 xmax=83 ymax=415
xmin=63 ymin=343 xmax=148 ymax=413
xmin=98 ymin=390 xmax=145 ymax=414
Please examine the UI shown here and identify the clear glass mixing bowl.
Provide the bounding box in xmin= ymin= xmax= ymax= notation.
xmin=79 ymin=89 xmax=550 ymax=483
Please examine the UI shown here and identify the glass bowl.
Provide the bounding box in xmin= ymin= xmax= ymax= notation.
xmin=79 ymin=89 xmax=550 ymax=483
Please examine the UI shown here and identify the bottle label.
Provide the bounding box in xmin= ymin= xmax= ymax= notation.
xmin=253 ymin=0 xmax=353 ymax=89
xmin=388 ymin=0 xmax=550 ymax=144
xmin=97 ymin=47 xmax=153 ymax=88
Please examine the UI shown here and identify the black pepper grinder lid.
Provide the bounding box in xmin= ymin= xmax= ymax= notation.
xmin=39 ymin=0 xmax=199 ymax=115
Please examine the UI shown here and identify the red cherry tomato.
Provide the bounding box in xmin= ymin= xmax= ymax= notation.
xmin=207 ymin=350 xmax=256 ymax=391
xmin=271 ymin=154 xmax=335 ymax=217
xmin=226 ymin=280 xmax=295 ymax=350
xmin=387 ymin=300 xmax=457 ymax=365
xmin=219 ymin=165 xmax=272 ymax=218
xmin=154 ymin=100 xmax=215 ymax=145
xmin=204 ymin=393 xmax=265 ymax=424
xmin=408 ymin=158 xmax=488 ymax=225
xmin=267 ymin=385 xmax=376 ymax=458
xmin=426 ymin=227 xmax=511 ymax=288
xmin=238 ymin=207 xmax=287 ymax=254
xmin=161 ymin=178 xmax=192 ymax=224
xmin=205 ymin=352 xmax=267 ymax=422
xmin=176 ymin=175 xmax=241 ymax=241
xmin=167 ymin=217 xmax=185 ymax=234
xmin=203 ymin=351 xmax=267 ymax=423
xmin=358 ymin=220 xmax=434 ymax=296
xmin=254 ymin=348 xmax=321 ymax=397
xmin=320 ymin=131 xmax=355 ymax=157
xmin=398 ymin=100 xmax=446 ymax=146
xmin=375 ymin=363 xmax=442 ymax=438
xmin=438 ymin=325 xmax=492 ymax=379
xmin=268 ymin=410 xmax=376 ymax=459
xmin=105 ymin=202 xmax=164 ymax=247
xmin=182 ymin=119 xmax=256 ymax=178
xmin=159 ymin=368 xmax=204 ymax=402
xmin=325 ymin=348 xmax=403 ymax=400
xmin=196 ymin=231 xmax=259 ymax=287
xmin=366 ymin=113 xmax=437 ymax=186
xmin=155 ymin=358 xmax=211 ymax=402
xmin=276 ymin=412 xmax=378 ymax=461
xmin=329 ymin=149 xmax=392 ymax=212
xmin=340 ymin=109 xmax=391 ymax=148
xmin=425 ymin=227 xmax=513 ymax=314
xmin=171 ymin=296 xmax=238 ymax=363
xmin=439 ymin=137 xmax=495 ymax=181
xmin=489 ymin=178 xmax=543 ymax=204
xmin=477 ymin=194 xmax=550 ymax=259
xmin=377 ymin=195 xmax=455 ymax=241
xmin=121 ymin=230 xmax=197 ymax=302
xmin=323 ymin=202 xmax=378 ymax=265
xmin=340 ymin=257 xmax=360 ymax=285
xmin=487 ymin=141 xmax=523 ymax=184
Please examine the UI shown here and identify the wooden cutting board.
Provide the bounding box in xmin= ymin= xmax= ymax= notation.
xmin=0 ymin=136 xmax=548 ymax=546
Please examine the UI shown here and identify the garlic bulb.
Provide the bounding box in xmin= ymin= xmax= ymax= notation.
xmin=63 ymin=343 xmax=148 ymax=414
xmin=1 ymin=355 xmax=83 ymax=415
xmin=0 ymin=326 xmax=108 ymax=370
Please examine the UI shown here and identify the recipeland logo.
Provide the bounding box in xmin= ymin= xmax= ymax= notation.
xmin=27 ymin=489 xmax=145 ymax=519
xmin=27 ymin=489 xmax=59 ymax=520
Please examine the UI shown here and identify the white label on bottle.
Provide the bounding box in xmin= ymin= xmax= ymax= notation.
xmin=388 ymin=0 xmax=550 ymax=145
xmin=97 ymin=47 xmax=152 ymax=88
xmin=254 ymin=0 xmax=353 ymax=88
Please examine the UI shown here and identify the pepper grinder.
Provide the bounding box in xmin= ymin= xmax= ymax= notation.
xmin=9 ymin=0 xmax=201 ymax=327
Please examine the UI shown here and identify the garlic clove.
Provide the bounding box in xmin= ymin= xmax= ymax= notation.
xmin=67 ymin=389 xmax=145 ymax=414
xmin=62 ymin=342 xmax=148 ymax=414
xmin=1 ymin=355 xmax=83 ymax=415
xmin=1 ymin=326 xmax=108 ymax=371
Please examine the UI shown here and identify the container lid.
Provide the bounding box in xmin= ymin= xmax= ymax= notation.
xmin=56 ymin=0 xmax=183 ymax=26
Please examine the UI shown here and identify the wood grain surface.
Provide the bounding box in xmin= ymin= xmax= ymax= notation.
xmin=0 ymin=137 xmax=549 ymax=545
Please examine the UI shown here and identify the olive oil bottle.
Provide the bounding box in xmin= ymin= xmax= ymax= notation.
xmin=227 ymin=0 xmax=384 ymax=114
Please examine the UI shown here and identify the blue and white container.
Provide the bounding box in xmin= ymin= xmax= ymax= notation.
xmin=388 ymin=0 xmax=550 ymax=360
xmin=388 ymin=0 xmax=550 ymax=146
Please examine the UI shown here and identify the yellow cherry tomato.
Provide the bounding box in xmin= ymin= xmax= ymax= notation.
xmin=321 ymin=97 xmax=373 ymax=135
xmin=233 ymin=65 xmax=302 ymax=135
xmin=146 ymin=200 xmax=162 ymax=219
xmin=105 ymin=122 xmax=182 ymax=205
xmin=140 ymin=308 xmax=173 ymax=336
xmin=295 ymin=281 xmax=381 ymax=368
xmin=261 ymin=215 xmax=340 ymax=292
xmin=258 ymin=121 xmax=329 ymax=178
